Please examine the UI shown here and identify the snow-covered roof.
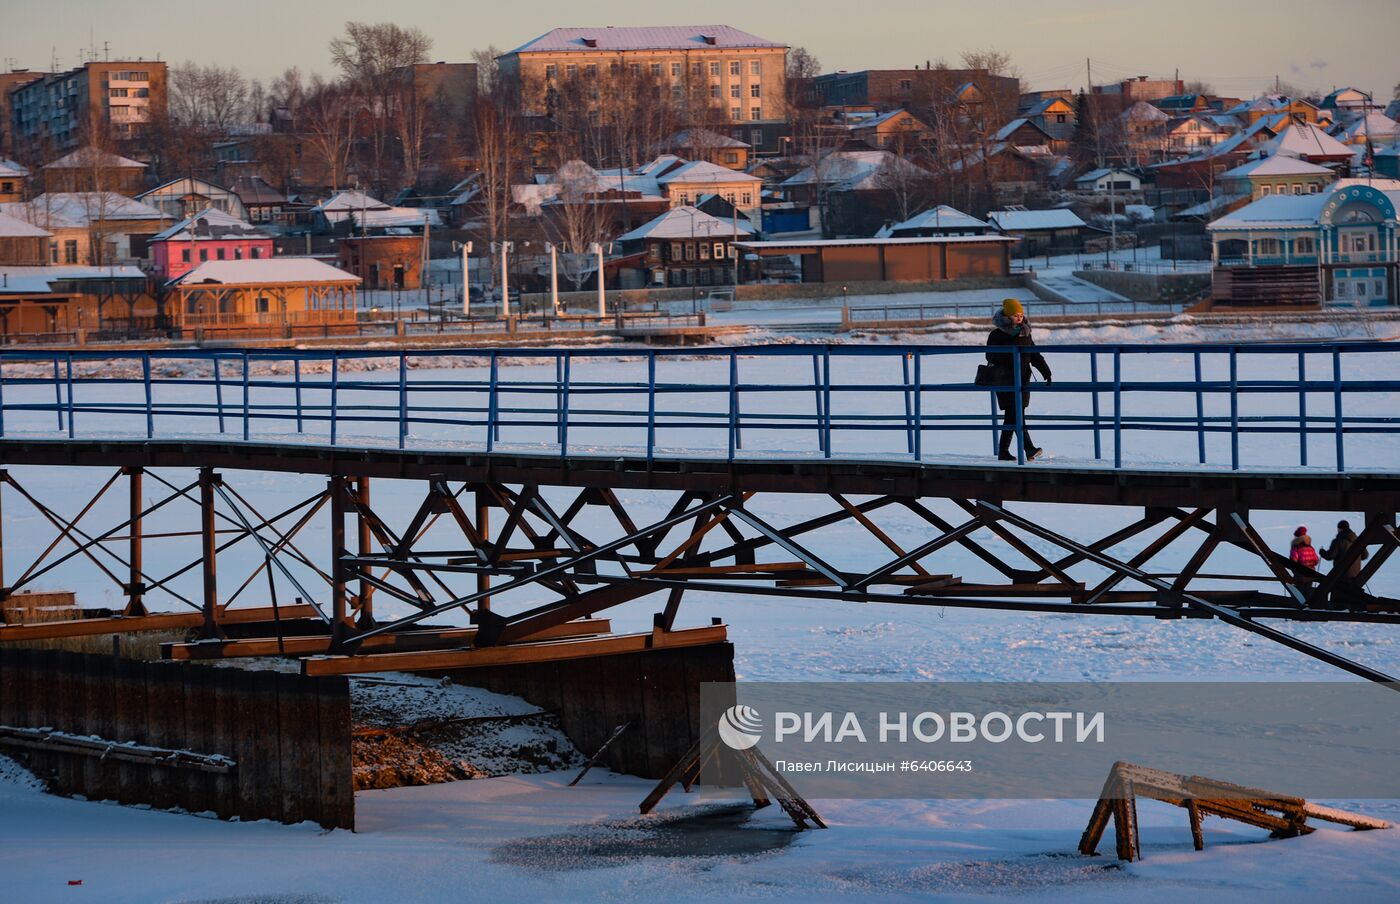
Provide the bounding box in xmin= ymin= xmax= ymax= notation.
xmin=635 ymin=155 xmax=686 ymax=177
xmin=350 ymin=206 xmax=443 ymax=229
xmin=987 ymin=209 xmax=1086 ymax=231
xmin=313 ymin=191 xmax=389 ymax=221
xmin=1177 ymin=192 xmax=1249 ymax=219
xmin=0 ymin=193 xmax=167 ymax=229
xmin=43 ymin=146 xmax=146 ymax=170
xmin=177 ymin=258 xmax=360 ymax=286
xmin=228 ymin=175 xmax=287 ymax=206
xmin=656 ymin=160 xmax=761 ymax=186
xmin=507 ymin=25 xmax=784 ymax=55
xmin=0 ymin=211 xmax=50 ymax=238
xmin=1221 ymin=156 xmax=1333 ymax=179
xmin=1120 ymin=101 xmax=1169 ymax=124
xmin=781 ymin=150 xmax=926 ymax=192
xmin=0 ymin=264 xmax=145 ymax=294
xmin=994 ymin=118 xmax=1048 ymax=142
xmin=668 ymin=129 xmax=748 ymax=150
xmin=1341 ymin=113 xmax=1400 ymax=144
xmin=152 ymin=208 xmax=269 ymax=242
xmin=1074 ymin=168 xmax=1138 ymax=184
xmin=1207 ymin=192 xmax=1332 ymax=229
xmin=1263 ymin=122 xmax=1353 ymax=159
xmin=881 ymin=205 xmax=989 ymax=234
xmin=849 ymin=109 xmax=921 ymax=131
xmin=0 ymin=158 xmax=28 ymax=179
xmin=616 ymin=206 xmax=754 ymax=242
xmin=735 ymin=235 xmax=1015 ymax=249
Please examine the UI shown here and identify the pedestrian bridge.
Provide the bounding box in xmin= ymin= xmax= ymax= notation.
xmin=0 ymin=343 xmax=1396 ymax=685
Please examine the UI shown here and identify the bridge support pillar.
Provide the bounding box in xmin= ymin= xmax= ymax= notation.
xmin=198 ymin=468 xmax=221 ymax=638
xmin=122 ymin=467 xmax=147 ymax=617
xmin=355 ymin=477 xmax=373 ymax=628
xmin=329 ymin=475 xmax=351 ymax=649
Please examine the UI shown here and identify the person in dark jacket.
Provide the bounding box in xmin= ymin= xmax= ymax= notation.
xmin=986 ymin=298 xmax=1052 ymax=461
xmin=1319 ymin=519 xmax=1368 ymax=608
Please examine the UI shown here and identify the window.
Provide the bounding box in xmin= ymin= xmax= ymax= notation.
xmin=724 ymin=191 xmax=735 ymax=204
xmin=50 ymin=242 xmax=58 ymax=263
xmin=216 ymin=248 xmax=225 ymax=260
xmin=730 ymin=84 xmax=740 ymax=99
xmin=731 ymin=106 xmax=741 ymax=120
xmin=729 ymin=61 xmax=741 ymax=76
xmin=565 ymin=64 xmax=577 ymax=78
xmin=64 ymin=239 xmax=78 ymax=263
xmin=610 ymin=62 xmax=620 ymax=75
xmin=1309 ymin=183 xmax=1320 ymax=193
xmin=256 ymin=296 xmax=270 ymax=313
xmin=1337 ymin=280 xmax=1349 ymax=297
xmin=234 ymin=247 xmax=242 ymax=260
xmin=1257 ymin=238 xmax=1280 ymax=255
xmin=1294 ymin=236 xmax=1316 ymax=254
xmin=671 ymin=85 xmax=683 ymax=101
xmin=585 ymin=63 xmax=597 ymax=78
xmin=650 ymin=63 xmax=662 ymax=76
xmin=750 ymin=83 xmax=761 ymax=98
xmin=710 ymin=84 xmax=720 ymax=99
xmin=699 ymin=242 xmax=711 ymax=260
xmin=181 ymin=248 xmax=191 ymax=263
xmin=714 ymin=242 xmax=726 ymax=259
xmin=1261 ymin=185 xmax=1272 ymax=196
xmin=750 ymin=60 xmax=762 ymax=75
xmin=709 ymin=61 xmax=721 ymax=77
xmin=900 ymin=79 xmax=912 ymax=90
xmin=670 ymin=242 xmax=683 ymax=260
xmin=723 ymin=151 xmax=739 ymax=165
xmin=1056 ymin=113 xmax=1066 ymax=123
xmin=684 ymin=242 xmax=695 ymax=261
xmin=750 ymin=106 xmax=762 ymax=120
xmin=1292 ymin=183 xmax=1302 ymax=195
xmin=199 ymin=249 xmax=209 ymax=262
xmin=545 ymin=64 xmax=557 ymax=80
xmin=693 ymin=62 xmax=703 ymax=76
xmin=110 ymin=88 xmax=128 ymax=97
xmin=741 ymin=191 xmax=752 ymax=205
xmin=0 ymin=181 xmax=10 ymax=193
xmin=671 ymin=62 xmax=682 ymax=77
xmin=630 ymin=63 xmax=641 ymax=76
xmin=750 ymin=128 xmax=762 ymax=145
xmin=1376 ymin=281 xmax=1385 ymax=296
xmin=251 ymin=247 xmax=261 ymax=259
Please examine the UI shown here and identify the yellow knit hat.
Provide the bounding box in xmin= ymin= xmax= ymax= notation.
xmin=1001 ymin=298 xmax=1024 ymax=316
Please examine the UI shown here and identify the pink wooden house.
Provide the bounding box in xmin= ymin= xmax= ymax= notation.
xmin=149 ymin=208 xmax=274 ymax=281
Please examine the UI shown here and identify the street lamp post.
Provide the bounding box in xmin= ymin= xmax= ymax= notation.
xmin=546 ymin=242 xmax=560 ymax=314
xmin=454 ymin=240 xmax=473 ymax=317
xmin=590 ymin=242 xmax=606 ymax=318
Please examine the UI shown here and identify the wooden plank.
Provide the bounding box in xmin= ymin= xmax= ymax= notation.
xmin=638 ymin=651 xmax=671 ymax=778
xmin=0 ymin=604 xmax=322 ymax=642
xmin=315 ymin=676 xmax=355 ymax=830
xmin=113 ymin=656 xmax=149 ymax=807
xmin=210 ymin=666 xmax=241 ymax=820
xmin=50 ymin=651 xmax=83 ymax=794
xmin=276 ymin=672 xmax=312 ymax=825
xmin=83 ymin=653 xmax=118 ymax=802
xmin=1302 ymin=802 xmax=1390 ymax=830
xmin=165 ymin=618 xmax=613 ymax=660
xmin=142 ymin=660 xmax=180 ymax=811
xmin=301 ymin=625 xmax=728 ymax=677
xmin=182 ymin=665 xmax=217 ymax=816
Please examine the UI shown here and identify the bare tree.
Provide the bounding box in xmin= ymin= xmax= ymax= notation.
xmin=301 ymin=78 xmax=356 ymax=191
xmin=329 ymin=21 xmax=433 ymax=194
xmin=472 ymin=46 xmax=504 ymax=96
xmin=871 ymin=152 xmax=935 ymax=223
xmin=471 ymin=87 xmax=526 ymax=273
xmin=785 ymin=47 xmax=822 ymax=154
xmin=547 ymin=160 xmax=609 ymax=290
xmin=169 ymin=62 xmax=251 ymax=133
xmin=1183 ymin=80 xmax=1215 ymax=97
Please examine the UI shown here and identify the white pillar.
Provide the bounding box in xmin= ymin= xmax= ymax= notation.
xmin=593 ymin=243 xmax=606 ymax=317
xmin=501 ymin=242 xmax=510 ymax=318
xmin=461 ymin=242 xmax=472 ymax=317
xmin=549 ymin=243 xmax=559 ymax=313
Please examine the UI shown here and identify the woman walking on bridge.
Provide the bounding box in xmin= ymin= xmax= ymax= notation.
xmin=986 ymin=299 xmax=1052 ymax=462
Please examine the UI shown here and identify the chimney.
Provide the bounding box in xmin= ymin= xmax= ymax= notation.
xmin=701 ymin=35 xmax=717 ymax=46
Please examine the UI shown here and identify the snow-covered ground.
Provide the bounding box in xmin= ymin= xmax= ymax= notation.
xmin=2 ymin=318 xmax=1399 ymax=902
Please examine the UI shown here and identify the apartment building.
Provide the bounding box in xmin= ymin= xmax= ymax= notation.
xmin=7 ymin=61 xmax=167 ymax=158
xmin=497 ymin=25 xmax=789 ymax=152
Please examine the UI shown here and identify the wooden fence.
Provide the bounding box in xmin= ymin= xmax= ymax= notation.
xmin=438 ymin=641 xmax=736 ymax=779
xmin=0 ymin=647 xmax=353 ymax=830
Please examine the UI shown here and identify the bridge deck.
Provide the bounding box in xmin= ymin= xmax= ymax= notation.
xmin=0 ymin=438 xmax=1396 ymax=513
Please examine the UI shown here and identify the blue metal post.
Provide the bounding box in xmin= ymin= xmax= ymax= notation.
xmin=1113 ymin=350 xmax=1122 ymax=469
xmin=811 ymin=354 xmax=824 ymax=453
xmin=142 ymin=353 xmax=153 ymax=439
xmin=901 ymin=351 xmax=914 ymax=454
xmin=727 ymin=351 xmax=738 ymax=460
xmin=913 ymin=351 xmax=922 ymax=461
xmin=1297 ymin=351 xmax=1308 ymax=467
xmin=487 ymin=351 xmax=499 ymax=453
xmin=554 ymin=355 xmax=563 ymax=444
xmin=646 ymin=351 xmax=656 ymax=463
xmin=398 ymin=352 xmax=407 ymax=449
xmin=1012 ymin=346 xmax=1024 ymax=464
xmin=241 ymin=352 xmax=250 ymax=442
xmin=1194 ymin=352 xmax=1205 ymax=464
xmin=329 ymin=352 xmax=339 ymax=446
xmin=560 ymin=353 xmax=571 ymax=457
xmin=51 ymin=357 xmax=62 ymax=431
xmin=1090 ymin=353 xmax=1101 ymax=460
xmin=0 ymin=359 xmax=6 ymax=437
xmin=213 ymin=355 xmax=225 ymax=433
xmin=821 ymin=347 xmax=832 ymax=459
xmin=293 ymin=358 xmax=303 ymax=433
xmin=1229 ymin=348 xmax=1239 ymax=471
xmin=1332 ymin=348 xmax=1344 ymax=472
xmin=61 ymin=354 xmax=74 ymax=437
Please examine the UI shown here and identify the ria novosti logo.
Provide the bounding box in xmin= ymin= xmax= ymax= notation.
xmin=717 ymin=704 xmax=764 ymax=750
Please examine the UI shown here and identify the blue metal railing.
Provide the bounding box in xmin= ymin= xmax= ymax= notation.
xmin=0 ymin=342 xmax=1395 ymax=474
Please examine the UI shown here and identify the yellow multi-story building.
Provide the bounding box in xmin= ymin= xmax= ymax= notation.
xmin=497 ymin=25 xmax=789 ymax=153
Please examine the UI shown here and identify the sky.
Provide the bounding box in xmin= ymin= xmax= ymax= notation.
xmin=2 ymin=0 xmax=1397 ymax=100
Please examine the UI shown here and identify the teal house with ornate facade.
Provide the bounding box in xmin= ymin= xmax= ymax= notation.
xmin=1207 ymin=180 xmax=1399 ymax=306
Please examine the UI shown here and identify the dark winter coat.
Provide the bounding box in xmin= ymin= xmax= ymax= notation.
xmin=986 ymin=311 xmax=1052 ymax=409
xmin=1320 ymin=528 xmax=1368 ymax=580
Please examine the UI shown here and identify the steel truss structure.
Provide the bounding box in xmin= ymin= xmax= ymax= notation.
xmin=0 ymin=443 xmax=1395 ymax=685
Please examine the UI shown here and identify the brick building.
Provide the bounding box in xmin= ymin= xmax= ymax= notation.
xmin=7 ymin=61 xmax=167 ymax=158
